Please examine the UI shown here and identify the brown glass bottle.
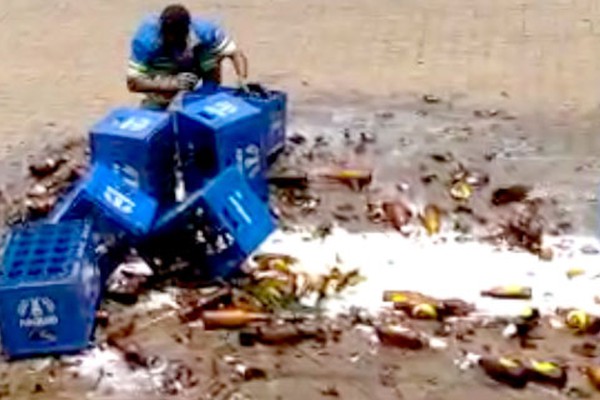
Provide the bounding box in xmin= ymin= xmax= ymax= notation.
xmin=479 ymin=357 xmax=529 ymax=389
xmin=480 ymin=286 xmax=532 ymax=300
xmin=201 ymin=309 xmax=269 ymax=330
xmin=375 ymin=325 xmax=425 ymax=350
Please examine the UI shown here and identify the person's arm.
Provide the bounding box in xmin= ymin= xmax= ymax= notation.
xmin=126 ymin=69 xmax=197 ymax=93
xmin=227 ymin=49 xmax=248 ymax=82
xmin=126 ymin=71 xmax=179 ymax=93
xmin=208 ymin=23 xmax=249 ymax=84
xmin=126 ymin=29 xmax=197 ymax=93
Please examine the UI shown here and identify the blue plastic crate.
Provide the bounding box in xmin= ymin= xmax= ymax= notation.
xmin=90 ymin=107 xmax=176 ymax=204
xmin=191 ymin=85 xmax=287 ymax=159
xmin=176 ymin=92 xmax=268 ymax=200
xmin=0 ymin=220 xmax=101 ymax=358
xmin=48 ymin=164 xmax=158 ymax=238
xmin=152 ymin=166 xmax=275 ymax=278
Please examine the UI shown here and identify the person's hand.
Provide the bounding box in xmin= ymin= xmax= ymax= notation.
xmin=175 ymin=72 xmax=199 ymax=91
xmin=237 ymin=77 xmax=250 ymax=93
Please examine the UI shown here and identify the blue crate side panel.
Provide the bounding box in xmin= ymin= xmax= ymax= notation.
xmin=184 ymin=86 xmax=288 ymax=158
xmin=177 ymin=93 xmax=269 ymax=199
xmin=49 ymin=165 xmax=158 ymax=237
xmin=90 ymin=107 xmax=176 ymax=203
xmin=200 ymin=167 xmax=275 ymax=254
xmin=0 ymin=282 xmax=97 ymax=357
xmin=0 ymin=221 xmax=100 ymax=358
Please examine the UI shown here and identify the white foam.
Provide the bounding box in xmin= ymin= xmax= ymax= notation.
xmin=256 ymin=227 xmax=600 ymax=317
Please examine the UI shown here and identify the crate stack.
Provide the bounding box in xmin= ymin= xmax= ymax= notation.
xmin=0 ymin=83 xmax=285 ymax=358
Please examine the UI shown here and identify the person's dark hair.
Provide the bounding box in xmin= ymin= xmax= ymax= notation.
xmin=160 ymin=4 xmax=191 ymax=38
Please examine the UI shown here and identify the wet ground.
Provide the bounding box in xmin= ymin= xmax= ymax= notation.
xmin=0 ymin=95 xmax=597 ymax=400
xmin=2 ymin=0 xmax=600 ymax=399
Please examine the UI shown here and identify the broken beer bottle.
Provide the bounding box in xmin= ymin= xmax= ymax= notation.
xmin=480 ymin=286 xmax=532 ymax=300
xmin=479 ymin=357 xmax=529 ymax=389
xmin=375 ymin=325 xmax=426 ymax=350
xmin=201 ymin=309 xmax=269 ymax=330
xmin=525 ymin=360 xmax=567 ymax=389
xmin=319 ymin=168 xmax=373 ymax=190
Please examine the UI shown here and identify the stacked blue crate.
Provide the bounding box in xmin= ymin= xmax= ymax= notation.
xmin=190 ymin=84 xmax=287 ymax=159
xmin=49 ymin=163 xmax=158 ymax=239
xmin=152 ymin=166 xmax=275 ymax=278
xmin=176 ymin=92 xmax=269 ymax=200
xmin=0 ymin=220 xmax=100 ymax=358
xmin=90 ymin=107 xmax=176 ymax=205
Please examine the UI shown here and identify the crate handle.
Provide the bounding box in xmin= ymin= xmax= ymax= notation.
xmin=223 ymin=195 xmax=252 ymax=231
xmin=197 ymin=111 xmax=217 ymax=120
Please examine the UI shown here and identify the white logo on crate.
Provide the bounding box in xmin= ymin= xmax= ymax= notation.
xmin=235 ymin=144 xmax=261 ymax=178
xmin=17 ymin=297 xmax=59 ymax=328
xmin=103 ymin=186 xmax=135 ymax=214
xmin=203 ymin=101 xmax=238 ymax=118
xmin=118 ymin=116 xmax=151 ymax=132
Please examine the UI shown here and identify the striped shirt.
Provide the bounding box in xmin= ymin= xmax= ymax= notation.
xmin=127 ymin=14 xmax=237 ymax=107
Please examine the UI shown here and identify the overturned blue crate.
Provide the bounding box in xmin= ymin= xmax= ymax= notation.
xmin=90 ymin=107 xmax=176 ymax=205
xmin=152 ymin=166 xmax=275 ymax=278
xmin=176 ymin=92 xmax=269 ymax=200
xmin=191 ymin=84 xmax=288 ymax=160
xmin=0 ymin=220 xmax=101 ymax=358
xmin=49 ymin=163 xmax=158 ymax=239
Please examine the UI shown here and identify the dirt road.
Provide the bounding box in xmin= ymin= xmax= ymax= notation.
xmin=1 ymin=1 xmax=600 ymax=399
xmin=1 ymin=0 xmax=600 ymax=161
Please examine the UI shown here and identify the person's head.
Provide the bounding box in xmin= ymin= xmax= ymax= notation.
xmin=160 ymin=4 xmax=191 ymax=51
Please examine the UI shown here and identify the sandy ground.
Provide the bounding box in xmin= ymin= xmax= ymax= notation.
xmin=2 ymin=0 xmax=600 ymax=399
xmin=2 ymin=0 xmax=600 ymax=164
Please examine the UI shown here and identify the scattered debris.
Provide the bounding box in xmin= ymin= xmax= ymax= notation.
xmin=430 ymin=153 xmax=454 ymax=163
xmin=525 ymin=359 xmax=567 ymax=389
xmin=288 ymin=133 xmax=307 ymax=145
xmin=28 ymin=156 xmax=68 ymax=178
xmin=318 ymin=168 xmax=373 ymax=191
xmin=268 ymin=171 xmax=309 ymax=189
xmin=106 ymin=257 xmax=153 ymax=305
xmin=479 ymin=356 xmax=528 ymax=389
xmin=422 ymin=94 xmax=441 ymax=104
xmin=320 ymin=385 xmax=340 ymax=397
xmin=449 ymin=181 xmax=473 ymax=201
xmin=491 ymin=185 xmax=530 ymax=206
xmin=563 ymin=309 xmax=600 ymax=334
xmin=201 ymin=309 xmax=270 ymax=330
xmin=382 ymin=201 xmax=412 ymax=233
xmin=586 ymin=365 xmax=600 ymax=391
xmin=571 ymin=342 xmax=599 ymax=358
xmin=420 ymin=204 xmax=442 ymax=235
xmin=567 ymin=268 xmax=586 ymax=279
xmin=498 ymin=200 xmax=544 ymax=255
xmin=375 ymin=325 xmax=426 ymax=350
xmin=481 ymin=286 xmax=532 ymax=300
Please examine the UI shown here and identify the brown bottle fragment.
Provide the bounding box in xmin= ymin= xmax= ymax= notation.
xmin=480 ymin=286 xmax=532 ymax=300
xmin=267 ymin=172 xmax=309 ymax=189
xmin=563 ymin=309 xmax=600 ymax=334
xmin=178 ymin=288 xmax=232 ymax=323
xmin=375 ymin=325 xmax=425 ymax=350
xmin=201 ymin=309 xmax=269 ymax=330
xmin=382 ymin=201 xmax=412 ymax=232
xmin=525 ymin=360 xmax=568 ymax=389
xmin=586 ymin=365 xmax=600 ymax=391
xmin=239 ymin=323 xmax=324 ymax=347
xmin=420 ymin=205 xmax=441 ymax=235
xmin=491 ymin=185 xmax=530 ymax=206
xmin=479 ymin=357 xmax=529 ymax=389
xmin=319 ymin=168 xmax=373 ymax=191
